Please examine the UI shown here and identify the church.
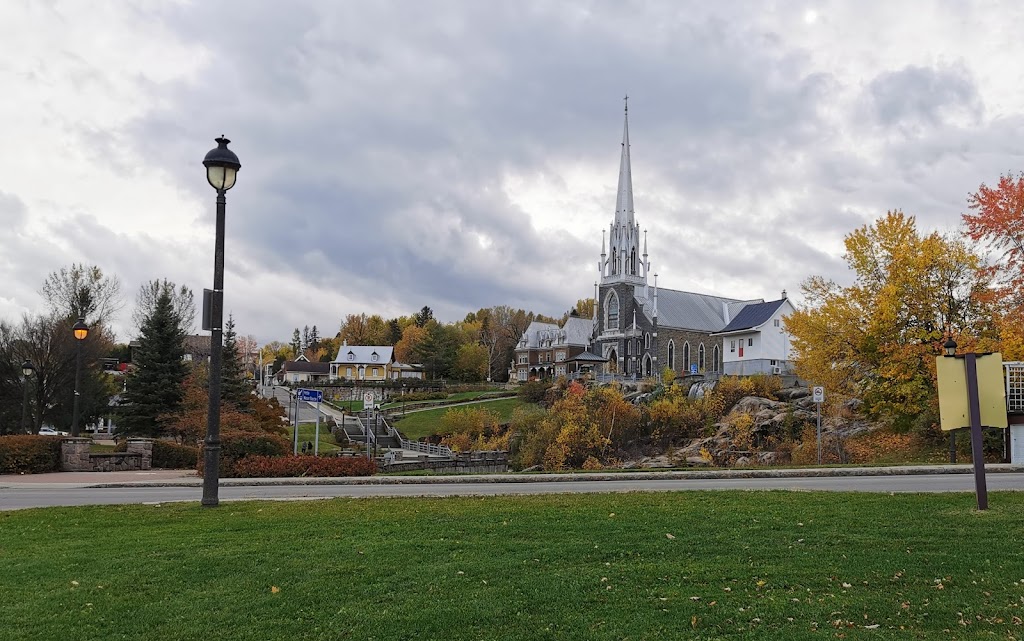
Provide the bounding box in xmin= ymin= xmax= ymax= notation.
xmin=588 ymin=101 xmax=795 ymax=379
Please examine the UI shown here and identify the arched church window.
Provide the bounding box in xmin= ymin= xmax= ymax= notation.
xmin=698 ymin=343 xmax=706 ymax=371
xmin=713 ymin=345 xmax=720 ymax=372
xmin=683 ymin=342 xmax=690 ymax=372
xmin=644 ymin=333 xmax=650 ymax=349
xmin=606 ymin=291 xmax=619 ymax=329
xmin=667 ymin=340 xmax=675 ymax=371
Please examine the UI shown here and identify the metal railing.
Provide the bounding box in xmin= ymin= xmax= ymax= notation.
xmin=380 ymin=415 xmax=453 ymax=458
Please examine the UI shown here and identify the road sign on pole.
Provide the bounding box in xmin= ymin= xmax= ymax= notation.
xmin=297 ymin=388 xmax=323 ymax=403
xmin=812 ymin=386 xmax=824 ymax=465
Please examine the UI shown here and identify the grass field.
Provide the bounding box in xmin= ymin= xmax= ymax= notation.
xmin=292 ymin=422 xmax=343 ymax=453
xmin=392 ymin=397 xmax=527 ymax=440
xmin=3 ymin=491 xmax=1023 ymax=640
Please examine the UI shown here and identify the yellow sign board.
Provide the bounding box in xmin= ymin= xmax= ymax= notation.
xmin=935 ymin=352 xmax=1009 ymax=431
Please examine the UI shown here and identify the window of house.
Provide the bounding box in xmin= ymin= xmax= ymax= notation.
xmin=347 ymin=352 xmax=355 ymax=361
xmin=730 ymin=339 xmax=735 ymax=353
xmin=748 ymin=338 xmax=753 ymax=347
xmin=698 ymin=343 xmax=706 ymax=371
xmin=372 ymin=367 xmax=379 ymax=377
xmin=773 ymin=319 xmax=780 ymax=327
xmin=371 ymin=353 xmax=378 ymax=362
xmin=667 ymin=340 xmax=675 ymax=370
xmin=556 ymin=351 xmax=565 ymax=362
xmin=606 ymin=291 xmax=619 ymax=328
xmin=770 ymin=359 xmax=777 ymax=366
xmin=346 ymin=367 xmax=353 ymax=378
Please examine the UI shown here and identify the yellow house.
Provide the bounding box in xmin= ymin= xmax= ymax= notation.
xmin=329 ymin=342 xmax=394 ymax=381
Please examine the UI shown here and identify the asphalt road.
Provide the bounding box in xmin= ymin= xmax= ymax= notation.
xmin=3 ymin=473 xmax=1023 ymax=511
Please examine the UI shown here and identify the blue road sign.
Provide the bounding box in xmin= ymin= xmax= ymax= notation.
xmin=690 ymin=364 xmax=698 ymax=375
xmin=297 ymin=388 xmax=323 ymax=403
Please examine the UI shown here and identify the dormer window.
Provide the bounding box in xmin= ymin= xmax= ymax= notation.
xmin=347 ymin=352 xmax=355 ymax=361
xmin=371 ymin=352 xmax=379 ymax=362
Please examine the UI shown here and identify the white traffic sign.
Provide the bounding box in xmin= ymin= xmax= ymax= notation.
xmin=812 ymin=386 xmax=825 ymax=403
xmin=363 ymin=391 xmax=375 ymax=407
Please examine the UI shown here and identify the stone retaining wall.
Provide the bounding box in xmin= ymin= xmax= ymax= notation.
xmin=382 ymin=451 xmax=508 ymax=474
xmin=60 ymin=437 xmax=154 ymax=472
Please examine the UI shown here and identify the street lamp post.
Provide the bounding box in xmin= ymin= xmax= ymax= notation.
xmin=71 ymin=318 xmax=89 ymax=437
xmin=20 ymin=360 xmax=34 ymax=433
xmin=201 ymin=136 xmax=241 ymax=508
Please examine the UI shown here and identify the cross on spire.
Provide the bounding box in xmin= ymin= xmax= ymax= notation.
xmin=624 ymin=93 xmax=628 ymax=113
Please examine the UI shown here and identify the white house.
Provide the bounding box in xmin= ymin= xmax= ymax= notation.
xmin=712 ymin=295 xmax=796 ymax=376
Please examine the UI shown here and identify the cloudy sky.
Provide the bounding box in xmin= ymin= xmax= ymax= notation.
xmin=2 ymin=0 xmax=1022 ymax=344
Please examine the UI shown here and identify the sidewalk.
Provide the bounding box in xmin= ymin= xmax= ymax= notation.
xmin=1 ymin=464 xmax=1021 ymax=489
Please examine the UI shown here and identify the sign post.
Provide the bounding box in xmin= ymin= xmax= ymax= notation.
xmin=363 ymin=391 xmax=375 ymax=460
xmin=936 ymin=350 xmax=1007 ymax=510
xmin=812 ymin=386 xmax=825 ymax=465
xmin=295 ymin=389 xmax=324 ymax=456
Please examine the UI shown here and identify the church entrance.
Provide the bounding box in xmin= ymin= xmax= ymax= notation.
xmin=643 ymin=354 xmax=652 ymax=377
xmin=606 ymin=348 xmax=618 ymax=374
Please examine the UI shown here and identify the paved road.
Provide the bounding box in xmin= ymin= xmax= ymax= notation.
xmin=3 ymin=473 xmax=1023 ymax=511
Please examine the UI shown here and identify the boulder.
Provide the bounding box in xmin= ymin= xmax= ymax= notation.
xmin=734 ymin=456 xmax=751 ymax=467
xmin=733 ymin=396 xmax=785 ymax=414
xmin=685 ymin=456 xmax=711 ymax=466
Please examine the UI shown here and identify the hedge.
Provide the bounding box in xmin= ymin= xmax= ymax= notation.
xmin=228 ymin=455 xmax=377 ymax=478
xmin=196 ymin=430 xmax=291 ymax=477
xmin=153 ymin=441 xmax=199 ymax=469
xmin=0 ymin=435 xmax=62 ymax=474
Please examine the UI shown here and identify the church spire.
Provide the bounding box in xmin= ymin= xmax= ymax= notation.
xmin=615 ymin=96 xmax=635 ymax=229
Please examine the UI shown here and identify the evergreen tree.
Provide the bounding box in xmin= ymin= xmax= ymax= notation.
xmin=414 ymin=306 xmax=434 ymax=328
xmin=302 ymin=325 xmax=311 ymax=351
xmin=119 ymin=289 xmax=187 ymax=437
xmin=309 ymin=325 xmax=320 ymax=352
xmin=290 ymin=328 xmax=301 ymax=356
xmin=387 ymin=318 xmax=403 ymax=345
xmin=221 ymin=315 xmax=250 ymax=410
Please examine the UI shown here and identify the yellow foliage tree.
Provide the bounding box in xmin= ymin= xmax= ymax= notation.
xmin=786 ymin=211 xmax=997 ymax=423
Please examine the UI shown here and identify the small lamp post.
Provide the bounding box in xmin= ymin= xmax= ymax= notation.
xmin=201 ymin=136 xmax=241 ymax=508
xmin=71 ymin=318 xmax=89 ymax=437
xmin=21 ymin=360 xmax=34 ymax=433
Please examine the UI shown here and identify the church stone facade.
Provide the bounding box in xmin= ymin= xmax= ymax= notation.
xmin=591 ymin=102 xmax=768 ymax=379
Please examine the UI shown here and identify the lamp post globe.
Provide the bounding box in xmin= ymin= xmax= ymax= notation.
xmin=201 ymin=136 xmax=241 ymax=508
xmin=21 ymin=360 xmax=34 ymax=434
xmin=944 ymin=337 xmax=957 ymax=357
xmin=70 ymin=317 xmax=89 ymax=437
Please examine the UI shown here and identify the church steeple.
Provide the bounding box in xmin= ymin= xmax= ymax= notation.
xmin=600 ymin=97 xmax=647 ymax=286
xmin=615 ymin=96 xmax=635 ymax=229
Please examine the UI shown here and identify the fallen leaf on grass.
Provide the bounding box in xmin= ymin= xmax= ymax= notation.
xmin=271 ymin=586 xmax=280 ymax=594
xmin=666 ymin=533 xmax=675 ymax=540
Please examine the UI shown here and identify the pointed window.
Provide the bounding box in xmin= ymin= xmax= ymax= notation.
xmin=606 ymin=291 xmax=620 ymax=329
xmin=698 ymin=343 xmax=706 ymax=372
xmin=713 ymin=345 xmax=720 ymax=372
xmin=645 ymin=333 xmax=650 ymax=349
xmin=667 ymin=340 xmax=675 ymax=371
xmin=683 ymin=342 xmax=690 ymax=372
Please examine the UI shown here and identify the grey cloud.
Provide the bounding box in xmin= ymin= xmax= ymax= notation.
xmin=868 ymin=64 xmax=982 ymax=129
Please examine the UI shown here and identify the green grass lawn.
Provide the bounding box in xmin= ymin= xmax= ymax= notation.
xmin=291 ymin=422 xmax=342 ymax=453
xmin=393 ymin=397 xmax=527 ymax=440
xmin=3 ymin=491 xmax=1023 ymax=640
xmin=381 ymin=389 xmax=509 ymax=410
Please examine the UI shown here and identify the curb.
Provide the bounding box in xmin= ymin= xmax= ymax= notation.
xmin=2 ymin=464 xmax=1022 ymax=490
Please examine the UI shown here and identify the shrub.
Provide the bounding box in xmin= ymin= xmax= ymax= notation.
xmin=517 ymin=380 xmax=553 ymax=404
xmin=153 ymin=441 xmax=199 ymax=469
xmin=0 ymin=435 xmax=62 ymax=474
xmin=401 ymin=391 xmax=448 ymax=403
xmin=196 ymin=430 xmax=290 ymax=476
xmin=229 ymin=455 xmax=376 ymax=478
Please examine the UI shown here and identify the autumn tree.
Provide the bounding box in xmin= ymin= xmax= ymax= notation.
xmin=133 ymin=279 xmax=195 ymax=333
xmin=40 ymin=263 xmax=122 ymax=326
xmin=786 ymin=211 xmax=996 ymax=425
xmin=964 ymin=172 xmax=1024 ymax=358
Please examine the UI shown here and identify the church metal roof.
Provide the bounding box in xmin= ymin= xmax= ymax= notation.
xmin=633 ymin=285 xmax=763 ymax=332
xmin=716 ymin=299 xmax=789 ymax=334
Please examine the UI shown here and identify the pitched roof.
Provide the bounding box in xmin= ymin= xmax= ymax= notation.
xmin=716 ymin=299 xmax=788 ymax=334
xmin=567 ymin=351 xmax=607 ymax=363
xmin=517 ymin=318 xmax=594 ymax=349
xmin=633 ymin=285 xmax=762 ymax=332
xmin=282 ymin=360 xmax=330 ymax=374
xmin=331 ymin=344 xmax=394 ymax=365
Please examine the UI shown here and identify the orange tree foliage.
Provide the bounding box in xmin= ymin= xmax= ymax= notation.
xmin=964 ymin=172 xmax=1024 ymax=359
xmin=785 ymin=211 xmax=997 ymax=426
xmin=516 ymin=382 xmax=641 ymax=471
xmin=160 ymin=375 xmax=287 ymax=445
xmin=646 ymin=375 xmax=779 ymax=445
xmin=439 ymin=406 xmax=509 ymax=452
